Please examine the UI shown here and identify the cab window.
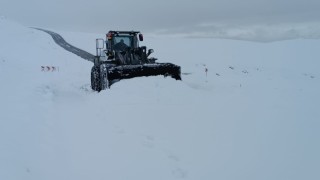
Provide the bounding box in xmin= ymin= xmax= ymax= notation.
xmin=113 ymin=36 xmax=131 ymax=47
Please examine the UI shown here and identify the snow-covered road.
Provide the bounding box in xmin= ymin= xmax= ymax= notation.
xmin=1 ymin=18 xmax=319 ymax=180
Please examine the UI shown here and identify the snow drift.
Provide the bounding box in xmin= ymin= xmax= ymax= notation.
xmin=0 ymin=17 xmax=320 ymax=180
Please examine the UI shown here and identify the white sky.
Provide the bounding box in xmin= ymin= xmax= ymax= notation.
xmin=1 ymin=0 xmax=320 ymax=34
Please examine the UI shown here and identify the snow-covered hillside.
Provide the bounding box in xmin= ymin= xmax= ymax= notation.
xmin=1 ymin=18 xmax=319 ymax=180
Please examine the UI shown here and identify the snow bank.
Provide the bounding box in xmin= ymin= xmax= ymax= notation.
xmin=1 ymin=19 xmax=320 ymax=180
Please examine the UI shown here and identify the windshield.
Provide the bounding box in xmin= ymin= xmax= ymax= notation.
xmin=113 ymin=36 xmax=131 ymax=47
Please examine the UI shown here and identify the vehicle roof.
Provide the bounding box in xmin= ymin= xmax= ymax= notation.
xmin=108 ymin=31 xmax=140 ymax=35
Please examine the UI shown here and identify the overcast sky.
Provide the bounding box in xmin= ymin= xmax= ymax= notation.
xmin=1 ymin=0 xmax=320 ymax=34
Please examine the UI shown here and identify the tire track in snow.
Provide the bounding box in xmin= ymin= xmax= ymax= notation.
xmin=33 ymin=28 xmax=95 ymax=62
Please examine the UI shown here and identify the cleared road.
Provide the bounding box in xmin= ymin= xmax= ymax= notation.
xmin=34 ymin=28 xmax=95 ymax=62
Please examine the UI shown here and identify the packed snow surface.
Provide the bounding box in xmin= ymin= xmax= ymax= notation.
xmin=0 ymin=18 xmax=319 ymax=180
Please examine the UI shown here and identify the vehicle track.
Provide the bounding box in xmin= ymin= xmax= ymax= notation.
xmin=33 ymin=28 xmax=95 ymax=62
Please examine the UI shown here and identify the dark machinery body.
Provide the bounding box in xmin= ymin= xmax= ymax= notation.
xmin=91 ymin=31 xmax=181 ymax=91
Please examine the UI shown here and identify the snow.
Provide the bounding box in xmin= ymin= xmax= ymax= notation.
xmin=1 ymin=18 xmax=320 ymax=180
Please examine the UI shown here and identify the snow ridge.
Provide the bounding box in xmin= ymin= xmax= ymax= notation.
xmin=1 ymin=18 xmax=320 ymax=180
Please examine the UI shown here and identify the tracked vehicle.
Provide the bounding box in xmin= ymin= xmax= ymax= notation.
xmin=91 ymin=31 xmax=181 ymax=92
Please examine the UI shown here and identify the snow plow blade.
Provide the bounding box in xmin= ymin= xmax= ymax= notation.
xmin=106 ymin=63 xmax=181 ymax=86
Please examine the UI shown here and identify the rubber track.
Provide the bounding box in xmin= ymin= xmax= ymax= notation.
xmin=33 ymin=28 xmax=95 ymax=62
